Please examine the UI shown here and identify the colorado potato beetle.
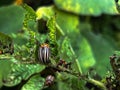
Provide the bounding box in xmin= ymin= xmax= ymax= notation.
xmin=57 ymin=59 xmax=72 ymax=69
xmin=44 ymin=75 xmax=55 ymax=86
xmin=38 ymin=43 xmax=50 ymax=64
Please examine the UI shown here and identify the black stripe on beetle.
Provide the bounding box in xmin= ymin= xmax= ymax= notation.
xmin=38 ymin=43 xmax=50 ymax=64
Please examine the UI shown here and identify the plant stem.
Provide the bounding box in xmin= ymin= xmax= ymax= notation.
xmin=51 ymin=61 xmax=107 ymax=90
xmin=69 ymin=45 xmax=82 ymax=74
xmin=85 ymin=78 xmax=107 ymax=90
xmin=56 ymin=24 xmax=65 ymax=36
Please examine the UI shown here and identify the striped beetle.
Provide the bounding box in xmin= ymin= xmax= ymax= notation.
xmin=38 ymin=43 xmax=50 ymax=64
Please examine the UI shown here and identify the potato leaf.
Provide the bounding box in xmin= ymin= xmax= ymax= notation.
xmin=21 ymin=75 xmax=45 ymax=90
xmin=0 ymin=5 xmax=25 ymax=34
xmin=54 ymin=0 xmax=118 ymax=16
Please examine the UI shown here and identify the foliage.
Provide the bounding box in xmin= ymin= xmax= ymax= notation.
xmin=0 ymin=0 xmax=120 ymax=90
xmin=54 ymin=0 xmax=118 ymax=16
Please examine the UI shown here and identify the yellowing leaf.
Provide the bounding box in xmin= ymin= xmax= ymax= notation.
xmin=54 ymin=0 xmax=118 ymax=16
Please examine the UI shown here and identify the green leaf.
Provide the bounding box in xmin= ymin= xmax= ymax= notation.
xmin=54 ymin=0 xmax=118 ymax=16
xmin=77 ymin=35 xmax=96 ymax=71
xmin=0 ymin=56 xmax=14 ymax=87
xmin=60 ymin=38 xmax=73 ymax=62
xmin=21 ymin=75 xmax=45 ymax=90
xmin=0 ymin=32 xmax=13 ymax=54
xmin=55 ymin=7 xmax=79 ymax=34
xmin=81 ymin=30 xmax=115 ymax=76
xmin=56 ymin=72 xmax=85 ymax=90
xmin=36 ymin=6 xmax=65 ymax=36
xmin=116 ymin=0 xmax=120 ymax=12
xmin=60 ymin=37 xmax=82 ymax=74
xmin=0 ymin=5 xmax=25 ymax=34
xmin=54 ymin=8 xmax=82 ymax=74
xmin=36 ymin=6 xmax=54 ymax=20
xmin=57 ymin=81 xmax=72 ymax=90
xmin=11 ymin=32 xmax=28 ymax=46
xmin=22 ymin=4 xmax=36 ymax=29
xmin=3 ymin=60 xmax=45 ymax=87
xmin=47 ymin=16 xmax=58 ymax=58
